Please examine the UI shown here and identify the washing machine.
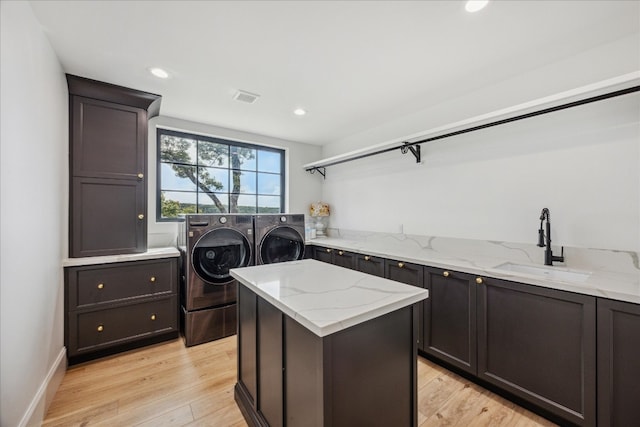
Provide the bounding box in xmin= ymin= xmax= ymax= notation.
xmin=254 ymin=214 xmax=306 ymax=265
xmin=178 ymin=214 xmax=253 ymax=346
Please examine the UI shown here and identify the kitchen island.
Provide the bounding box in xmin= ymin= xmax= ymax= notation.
xmin=230 ymin=259 xmax=429 ymax=427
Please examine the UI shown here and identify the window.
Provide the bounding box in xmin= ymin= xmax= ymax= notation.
xmin=157 ymin=128 xmax=285 ymax=220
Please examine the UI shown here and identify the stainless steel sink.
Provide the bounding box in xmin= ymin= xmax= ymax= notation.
xmin=494 ymin=262 xmax=591 ymax=283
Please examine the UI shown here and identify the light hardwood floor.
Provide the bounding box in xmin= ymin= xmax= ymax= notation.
xmin=43 ymin=336 xmax=557 ymax=426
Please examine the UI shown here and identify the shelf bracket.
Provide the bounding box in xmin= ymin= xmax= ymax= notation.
xmin=400 ymin=143 xmax=421 ymax=163
xmin=308 ymin=167 xmax=326 ymax=179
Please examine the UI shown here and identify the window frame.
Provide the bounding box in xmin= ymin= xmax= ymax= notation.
xmin=156 ymin=128 xmax=285 ymax=222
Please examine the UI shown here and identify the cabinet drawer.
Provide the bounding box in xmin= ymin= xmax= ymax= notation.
xmin=67 ymin=259 xmax=177 ymax=309
xmin=333 ymin=249 xmax=356 ymax=269
xmin=313 ymin=246 xmax=334 ymax=264
xmin=355 ymin=254 xmax=385 ymax=277
xmin=69 ymin=296 xmax=177 ymax=354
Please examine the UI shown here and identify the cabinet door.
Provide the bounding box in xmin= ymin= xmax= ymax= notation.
xmin=238 ymin=285 xmax=258 ymax=406
xmin=355 ymin=254 xmax=385 ymax=277
xmin=258 ymin=297 xmax=284 ymax=427
xmin=71 ymin=96 xmax=146 ymax=180
xmin=597 ymin=298 xmax=640 ymax=427
xmin=71 ymin=177 xmax=145 ymax=257
xmin=333 ymin=249 xmax=356 ymax=270
xmin=313 ymin=246 xmax=334 ymax=264
xmin=477 ymin=277 xmax=596 ymax=427
xmin=423 ymin=267 xmax=477 ymax=375
xmin=385 ymin=260 xmax=424 ymax=349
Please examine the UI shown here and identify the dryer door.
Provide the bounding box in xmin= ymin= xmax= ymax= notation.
xmin=260 ymin=226 xmax=305 ymax=264
xmin=192 ymin=228 xmax=252 ymax=284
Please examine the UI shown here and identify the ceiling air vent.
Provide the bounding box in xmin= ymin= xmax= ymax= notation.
xmin=233 ymin=90 xmax=260 ymax=104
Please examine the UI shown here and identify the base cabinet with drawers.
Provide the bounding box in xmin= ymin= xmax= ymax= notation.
xmin=65 ymin=257 xmax=179 ymax=363
xmin=308 ymin=243 xmax=633 ymax=427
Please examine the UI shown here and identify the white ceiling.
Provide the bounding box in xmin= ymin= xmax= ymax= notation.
xmin=30 ymin=1 xmax=639 ymax=146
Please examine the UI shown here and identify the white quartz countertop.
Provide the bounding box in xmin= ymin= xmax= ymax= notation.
xmin=230 ymin=259 xmax=429 ymax=337
xmin=62 ymin=246 xmax=180 ymax=267
xmin=306 ymin=232 xmax=640 ymax=305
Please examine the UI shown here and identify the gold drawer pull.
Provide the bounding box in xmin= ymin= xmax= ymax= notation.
xmin=326 ymin=248 xmax=332 ymax=253
xmin=150 ymin=314 xmax=156 ymax=321
xmin=97 ymin=283 xmax=104 ymax=289
xmin=443 ymin=271 xmax=450 ymax=277
xmin=364 ymin=256 xmax=370 ymax=261
xmin=138 ymin=214 xmax=144 ymax=220
xmin=476 ymin=277 xmax=483 ymax=284
xmin=137 ymin=173 xmax=144 ymax=179
xmin=150 ymin=276 xmax=156 ymax=282
xmin=398 ymin=262 xmax=404 ymax=268
xmin=338 ymin=251 xmax=343 ymax=256
xmin=97 ymin=325 xmax=104 ymax=332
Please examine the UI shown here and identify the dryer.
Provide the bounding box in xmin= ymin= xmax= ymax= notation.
xmin=178 ymin=214 xmax=253 ymax=346
xmin=254 ymin=214 xmax=306 ymax=265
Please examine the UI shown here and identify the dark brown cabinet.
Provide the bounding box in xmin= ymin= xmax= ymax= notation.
xmin=333 ymin=249 xmax=356 ymax=270
xmin=67 ymin=75 xmax=161 ymax=258
xmin=65 ymin=257 xmax=179 ymax=363
xmin=597 ymin=298 xmax=640 ymax=427
xmin=355 ymin=253 xmax=385 ymax=277
xmin=313 ymin=245 xmax=334 ymax=264
xmin=385 ymin=259 xmax=424 ymax=350
xmin=423 ymin=267 xmax=477 ymax=375
xmin=477 ymin=277 xmax=596 ymax=427
xmin=236 ymin=283 xmax=420 ymax=427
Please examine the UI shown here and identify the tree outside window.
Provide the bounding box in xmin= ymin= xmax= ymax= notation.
xmin=157 ymin=129 xmax=284 ymax=220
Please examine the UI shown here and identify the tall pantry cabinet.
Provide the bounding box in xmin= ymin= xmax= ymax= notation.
xmin=64 ymin=76 xmax=179 ymax=364
xmin=67 ymin=75 xmax=161 ymax=257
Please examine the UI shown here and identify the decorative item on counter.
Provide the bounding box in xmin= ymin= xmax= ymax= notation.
xmin=310 ymin=201 xmax=330 ymax=238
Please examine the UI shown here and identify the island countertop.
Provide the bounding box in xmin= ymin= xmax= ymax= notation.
xmin=230 ymin=259 xmax=429 ymax=337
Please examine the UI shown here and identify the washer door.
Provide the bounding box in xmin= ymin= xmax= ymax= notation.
xmin=260 ymin=226 xmax=305 ymax=264
xmin=192 ymin=228 xmax=251 ymax=284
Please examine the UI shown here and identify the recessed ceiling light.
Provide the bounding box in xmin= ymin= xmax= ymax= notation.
xmin=149 ymin=67 xmax=169 ymax=79
xmin=465 ymin=0 xmax=489 ymax=13
xmin=293 ymin=108 xmax=306 ymax=116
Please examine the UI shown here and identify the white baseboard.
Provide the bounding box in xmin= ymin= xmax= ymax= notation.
xmin=19 ymin=347 xmax=67 ymax=427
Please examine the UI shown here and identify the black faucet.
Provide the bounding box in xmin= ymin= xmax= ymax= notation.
xmin=537 ymin=208 xmax=564 ymax=266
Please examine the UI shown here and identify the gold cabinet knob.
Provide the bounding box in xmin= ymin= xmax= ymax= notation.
xmin=398 ymin=262 xmax=404 ymax=268
xmin=364 ymin=256 xmax=370 ymax=261
xmin=476 ymin=277 xmax=483 ymax=284
xmin=150 ymin=276 xmax=156 ymax=282
xmin=97 ymin=325 xmax=104 ymax=332
xmin=326 ymin=248 xmax=331 ymax=253
xmin=338 ymin=251 xmax=343 ymax=256
xmin=137 ymin=173 xmax=144 ymax=179
xmin=443 ymin=271 xmax=450 ymax=277
xmin=150 ymin=314 xmax=156 ymax=321
xmin=97 ymin=283 xmax=104 ymax=289
xmin=138 ymin=214 xmax=144 ymax=220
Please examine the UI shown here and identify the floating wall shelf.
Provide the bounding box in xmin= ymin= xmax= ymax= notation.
xmin=304 ymin=72 xmax=640 ymax=178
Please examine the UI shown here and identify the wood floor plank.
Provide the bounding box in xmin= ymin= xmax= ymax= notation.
xmin=417 ymin=368 xmax=469 ymax=422
xmin=133 ymin=404 xmax=194 ymax=427
xmin=44 ymin=336 xmax=556 ymax=427
xmin=41 ymin=400 xmax=118 ymax=427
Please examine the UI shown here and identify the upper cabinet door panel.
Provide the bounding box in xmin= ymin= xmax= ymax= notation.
xmin=72 ymin=96 xmax=146 ymax=179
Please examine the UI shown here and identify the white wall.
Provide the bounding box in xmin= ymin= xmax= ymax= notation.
xmin=322 ymin=92 xmax=640 ymax=252
xmin=147 ymin=116 xmax=323 ymax=247
xmin=0 ymin=2 xmax=68 ymax=426
xmin=322 ymin=33 xmax=639 ymax=159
